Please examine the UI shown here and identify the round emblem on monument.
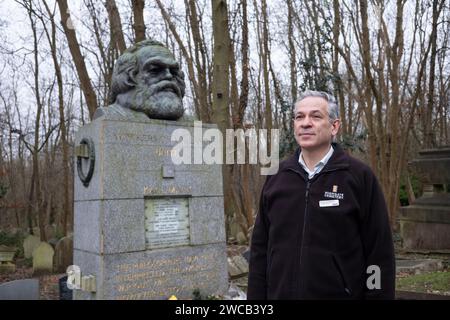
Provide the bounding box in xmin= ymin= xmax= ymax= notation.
xmin=76 ymin=137 xmax=95 ymax=188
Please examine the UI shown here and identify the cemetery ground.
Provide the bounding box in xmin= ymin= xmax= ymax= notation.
xmin=1 ymin=230 xmax=449 ymax=300
xmin=0 ymin=259 xmax=64 ymax=300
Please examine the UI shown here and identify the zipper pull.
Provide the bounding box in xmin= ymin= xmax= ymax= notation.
xmin=305 ymin=181 xmax=310 ymax=198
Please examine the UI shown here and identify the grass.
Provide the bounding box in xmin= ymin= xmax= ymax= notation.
xmin=396 ymin=271 xmax=450 ymax=294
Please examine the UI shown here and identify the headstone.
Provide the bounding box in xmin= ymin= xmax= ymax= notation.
xmin=399 ymin=147 xmax=450 ymax=250
xmin=227 ymin=257 xmax=242 ymax=279
xmin=236 ymin=232 xmax=247 ymax=245
xmin=32 ymin=227 xmax=40 ymax=239
xmin=0 ymin=279 xmax=39 ymax=300
xmin=23 ymin=234 xmax=41 ymax=259
xmin=73 ymin=40 xmax=228 ymax=300
xmin=54 ymin=235 xmax=73 ymax=273
xmin=0 ymin=245 xmax=16 ymax=273
xmin=48 ymin=238 xmax=59 ymax=249
xmin=32 ymin=242 xmax=54 ymax=275
xmin=45 ymin=225 xmax=56 ymax=240
xmin=396 ymin=258 xmax=443 ymax=275
xmin=231 ymin=255 xmax=249 ymax=274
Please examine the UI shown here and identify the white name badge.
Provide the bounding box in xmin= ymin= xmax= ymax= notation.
xmin=319 ymin=199 xmax=340 ymax=207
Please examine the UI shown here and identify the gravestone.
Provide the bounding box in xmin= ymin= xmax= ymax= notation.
xmin=48 ymin=238 xmax=59 ymax=249
xmin=73 ymin=40 xmax=228 ymax=300
xmin=23 ymin=234 xmax=41 ymax=259
xmin=396 ymin=258 xmax=443 ymax=275
xmin=32 ymin=242 xmax=54 ymax=275
xmin=32 ymin=227 xmax=40 ymax=239
xmin=231 ymin=255 xmax=249 ymax=274
xmin=0 ymin=279 xmax=39 ymax=300
xmin=0 ymin=245 xmax=16 ymax=273
xmin=54 ymin=235 xmax=73 ymax=273
xmin=227 ymin=257 xmax=243 ymax=279
xmin=45 ymin=225 xmax=56 ymax=240
xmin=399 ymin=147 xmax=450 ymax=250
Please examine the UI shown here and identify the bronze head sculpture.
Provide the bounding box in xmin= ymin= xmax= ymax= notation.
xmin=95 ymin=40 xmax=185 ymax=120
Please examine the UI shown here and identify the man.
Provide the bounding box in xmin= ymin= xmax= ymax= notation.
xmin=94 ymin=39 xmax=186 ymax=120
xmin=247 ymin=90 xmax=395 ymax=299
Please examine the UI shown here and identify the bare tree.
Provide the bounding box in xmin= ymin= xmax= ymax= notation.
xmin=56 ymin=0 xmax=98 ymax=119
xmin=41 ymin=0 xmax=71 ymax=236
xmin=132 ymin=0 xmax=146 ymax=42
xmin=104 ymin=0 xmax=127 ymax=54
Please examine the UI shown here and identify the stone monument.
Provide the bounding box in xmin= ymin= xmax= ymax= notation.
xmin=32 ymin=242 xmax=54 ymax=275
xmin=54 ymin=235 xmax=73 ymax=273
xmin=398 ymin=147 xmax=450 ymax=250
xmin=23 ymin=234 xmax=40 ymax=259
xmin=73 ymin=40 xmax=228 ymax=299
xmin=0 ymin=245 xmax=16 ymax=273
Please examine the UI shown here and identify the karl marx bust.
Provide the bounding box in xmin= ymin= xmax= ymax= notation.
xmin=94 ymin=40 xmax=185 ymax=120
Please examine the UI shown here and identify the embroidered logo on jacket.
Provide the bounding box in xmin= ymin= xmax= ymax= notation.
xmin=324 ymin=185 xmax=344 ymax=199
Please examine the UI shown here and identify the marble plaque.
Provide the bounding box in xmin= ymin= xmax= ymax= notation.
xmin=144 ymin=198 xmax=190 ymax=249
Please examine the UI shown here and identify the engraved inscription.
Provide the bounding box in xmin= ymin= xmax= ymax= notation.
xmin=155 ymin=147 xmax=177 ymax=157
xmin=113 ymin=131 xmax=158 ymax=143
xmin=144 ymin=198 xmax=190 ymax=249
xmin=143 ymin=185 xmax=192 ymax=196
xmin=111 ymin=250 xmax=224 ymax=300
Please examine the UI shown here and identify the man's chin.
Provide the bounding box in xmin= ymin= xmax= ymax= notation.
xmin=298 ymin=142 xmax=318 ymax=150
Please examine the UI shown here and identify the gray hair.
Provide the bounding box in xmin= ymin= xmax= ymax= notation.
xmin=295 ymin=90 xmax=339 ymax=121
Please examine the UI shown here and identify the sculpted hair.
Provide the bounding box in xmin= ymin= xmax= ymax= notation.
xmin=110 ymin=39 xmax=185 ymax=104
xmin=295 ymin=90 xmax=339 ymax=121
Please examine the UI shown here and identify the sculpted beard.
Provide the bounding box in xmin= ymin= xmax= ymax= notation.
xmin=119 ymin=80 xmax=184 ymax=120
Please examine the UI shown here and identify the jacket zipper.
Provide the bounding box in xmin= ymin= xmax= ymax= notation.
xmin=287 ymin=166 xmax=346 ymax=297
xmin=297 ymin=180 xmax=310 ymax=296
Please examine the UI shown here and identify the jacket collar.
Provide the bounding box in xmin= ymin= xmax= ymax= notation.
xmin=282 ymin=143 xmax=350 ymax=175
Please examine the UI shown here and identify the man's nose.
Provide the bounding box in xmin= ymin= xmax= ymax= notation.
xmin=300 ymin=116 xmax=312 ymax=127
xmin=161 ymin=68 xmax=173 ymax=80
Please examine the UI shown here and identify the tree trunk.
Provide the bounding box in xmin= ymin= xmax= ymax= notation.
xmin=424 ymin=0 xmax=444 ymax=147
xmin=261 ymin=0 xmax=272 ymax=133
xmin=27 ymin=3 xmax=46 ymax=241
xmin=132 ymin=0 xmax=146 ymax=42
xmin=42 ymin=0 xmax=70 ymax=236
xmin=287 ymin=0 xmax=297 ymax=104
xmin=239 ymin=0 xmax=249 ymax=124
xmin=155 ymin=0 xmax=209 ymax=121
xmin=57 ymin=0 xmax=98 ymax=119
xmin=211 ymin=0 xmax=233 ymax=239
xmin=104 ymin=0 xmax=127 ymax=53
xmin=332 ymin=0 xmax=347 ymax=135
xmin=186 ymin=0 xmax=210 ymax=121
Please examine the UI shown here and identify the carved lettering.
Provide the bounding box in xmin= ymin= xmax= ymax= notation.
xmin=143 ymin=186 xmax=192 ymax=196
xmin=112 ymin=251 xmax=222 ymax=299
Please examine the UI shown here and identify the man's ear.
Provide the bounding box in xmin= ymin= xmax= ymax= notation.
xmin=331 ymin=119 xmax=341 ymax=136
